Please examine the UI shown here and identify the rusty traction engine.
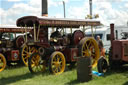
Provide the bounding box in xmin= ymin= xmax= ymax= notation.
xmin=0 ymin=27 xmax=31 ymax=72
xmin=109 ymin=24 xmax=128 ymax=69
xmin=97 ymin=24 xmax=128 ymax=73
xmin=17 ymin=16 xmax=100 ymax=75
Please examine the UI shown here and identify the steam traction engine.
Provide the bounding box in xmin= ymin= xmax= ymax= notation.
xmin=17 ymin=16 xmax=100 ymax=75
xmin=0 ymin=27 xmax=31 ymax=72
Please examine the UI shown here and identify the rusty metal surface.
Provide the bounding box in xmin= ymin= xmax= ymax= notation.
xmin=17 ymin=16 xmax=100 ymax=27
xmin=112 ymin=40 xmax=128 ymax=62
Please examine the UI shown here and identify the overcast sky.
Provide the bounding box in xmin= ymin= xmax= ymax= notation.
xmin=0 ymin=0 xmax=128 ymax=26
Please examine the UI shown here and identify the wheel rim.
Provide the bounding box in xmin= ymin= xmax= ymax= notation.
xmin=101 ymin=60 xmax=108 ymax=73
xmin=28 ymin=53 xmax=46 ymax=73
xmin=21 ymin=45 xmax=37 ymax=66
xmin=81 ymin=38 xmax=100 ymax=68
xmin=50 ymin=52 xmax=65 ymax=75
xmin=0 ymin=54 xmax=6 ymax=72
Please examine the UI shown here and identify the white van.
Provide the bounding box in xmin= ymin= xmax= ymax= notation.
xmin=85 ymin=25 xmax=128 ymax=52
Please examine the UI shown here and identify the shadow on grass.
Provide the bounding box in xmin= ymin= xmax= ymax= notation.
xmin=0 ymin=70 xmax=50 ymax=85
xmin=66 ymin=79 xmax=92 ymax=85
xmin=123 ymin=81 xmax=128 ymax=85
xmin=0 ymin=72 xmax=33 ymax=85
xmin=103 ymin=65 xmax=128 ymax=77
xmin=66 ymin=79 xmax=81 ymax=85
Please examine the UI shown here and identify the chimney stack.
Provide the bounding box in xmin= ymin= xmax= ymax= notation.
xmin=42 ymin=0 xmax=48 ymax=16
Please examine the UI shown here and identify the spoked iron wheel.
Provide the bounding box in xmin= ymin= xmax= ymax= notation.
xmin=28 ymin=53 xmax=46 ymax=73
xmin=0 ymin=54 xmax=6 ymax=72
xmin=78 ymin=37 xmax=100 ymax=68
xmin=21 ymin=44 xmax=37 ymax=66
xmin=49 ymin=51 xmax=66 ymax=75
xmin=97 ymin=57 xmax=108 ymax=73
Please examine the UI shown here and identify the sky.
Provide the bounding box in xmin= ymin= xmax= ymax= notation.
xmin=0 ymin=0 xmax=128 ymax=26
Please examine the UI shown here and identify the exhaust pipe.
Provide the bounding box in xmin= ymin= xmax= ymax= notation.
xmin=110 ymin=23 xmax=115 ymax=44
xmin=42 ymin=0 xmax=48 ymax=16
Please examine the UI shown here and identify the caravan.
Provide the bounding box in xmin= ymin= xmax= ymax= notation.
xmin=85 ymin=25 xmax=128 ymax=52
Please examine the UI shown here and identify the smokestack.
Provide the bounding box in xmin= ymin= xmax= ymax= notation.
xmin=110 ymin=23 xmax=115 ymax=44
xmin=89 ymin=0 xmax=92 ymax=19
xmin=42 ymin=0 xmax=48 ymax=16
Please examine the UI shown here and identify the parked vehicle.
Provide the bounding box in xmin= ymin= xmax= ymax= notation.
xmin=17 ymin=16 xmax=101 ymax=75
xmin=97 ymin=24 xmax=128 ymax=73
xmin=0 ymin=26 xmax=31 ymax=72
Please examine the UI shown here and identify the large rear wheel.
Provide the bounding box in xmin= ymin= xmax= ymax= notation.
xmin=21 ymin=44 xmax=37 ymax=66
xmin=78 ymin=37 xmax=100 ymax=68
xmin=49 ymin=51 xmax=66 ymax=75
xmin=0 ymin=54 xmax=6 ymax=72
xmin=28 ymin=53 xmax=46 ymax=73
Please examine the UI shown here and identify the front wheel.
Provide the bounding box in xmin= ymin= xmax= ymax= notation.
xmin=21 ymin=44 xmax=37 ymax=66
xmin=49 ymin=51 xmax=66 ymax=75
xmin=97 ymin=57 xmax=108 ymax=73
xmin=28 ymin=53 xmax=46 ymax=73
xmin=0 ymin=54 xmax=6 ymax=72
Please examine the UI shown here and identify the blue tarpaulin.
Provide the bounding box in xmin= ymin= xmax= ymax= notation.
xmin=92 ymin=71 xmax=104 ymax=76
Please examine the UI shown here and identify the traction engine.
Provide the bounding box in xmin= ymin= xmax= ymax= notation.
xmin=17 ymin=16 xmax=101 ymax=75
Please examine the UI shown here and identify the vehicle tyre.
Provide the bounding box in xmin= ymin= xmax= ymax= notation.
xmin=78 ymin=37 xmax=100 ymax=68
xmin=28 ymin=53 xmax=46 ymax=73
xmin=97 ymin=57 xmax=108 ymax=73
xmin=21 ymin=44 xmax=37 ymax=66
xmin=49 ymin=51 xmax=66 ymax=75
xmin=0 ymin=53 xmax=6 ymax=72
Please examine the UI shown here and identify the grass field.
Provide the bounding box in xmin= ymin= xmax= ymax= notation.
xmin=0 ymin=65 xmax=128 ymax=85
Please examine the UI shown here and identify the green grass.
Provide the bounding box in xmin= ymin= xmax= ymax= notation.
xmin=0 ymin=66 xmax=128 ymax=85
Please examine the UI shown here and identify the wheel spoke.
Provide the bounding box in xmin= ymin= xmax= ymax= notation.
xmin=91 ymin=53 xmax=95 ymax=56
xmin=88 ymin=41 xmax=92 ymax=47
xmin=85 ymin=43 xmax=89 ymax=50
xmin=24 ymin=50 xmax=28 ymax=54
xmin=82 ymin=51 xmax=86 ymax=54
xmin=24 ymin=56 xmax=29 ymax=60
xmin=30 ymin=47 xmax=34 ymax=52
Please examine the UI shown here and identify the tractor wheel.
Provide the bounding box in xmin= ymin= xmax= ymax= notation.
xmin=21 ymin=44 xmax=37 ymax=66
xmin=0 ymin=54 xmax=6 ymax=72
xmin=78 ymin=37 xmax=100 ymax=68
xmin=49 ymin=51 xmax=66 ymax=75
xmin=97 ymin=57 xmax=108 ymax=73
xmin=28 ymin=53 xmax=46 ymax=73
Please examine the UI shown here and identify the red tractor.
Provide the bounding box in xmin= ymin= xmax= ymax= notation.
xmin=0 ymin=27 xmax=31 ymax=72
xmin=97 ymin=24 xmax=128 ymax=73
xmin=17 ymin=16 xmax=101 ymax=75
xmin=109 ymin=24 xmax=128 ymax=69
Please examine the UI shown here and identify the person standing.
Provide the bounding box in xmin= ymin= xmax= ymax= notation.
xmin=96 ymin=35 xmax=105 ymax=57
